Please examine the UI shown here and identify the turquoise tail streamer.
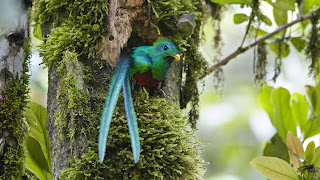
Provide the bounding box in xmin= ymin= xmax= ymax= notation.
xmin=98 ymin=54 xmax=130 ymax=163
xmin=123 ymin=73 xmax=140 ymax=163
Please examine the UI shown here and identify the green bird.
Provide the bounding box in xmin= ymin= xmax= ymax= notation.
xmin=98 ymin=38 xmax=180 ymax=164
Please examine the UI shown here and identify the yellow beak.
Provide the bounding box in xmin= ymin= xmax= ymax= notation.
xmin=170 ymin=54 xmax=180 ymax=61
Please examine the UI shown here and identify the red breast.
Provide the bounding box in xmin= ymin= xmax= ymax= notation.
xmin=133 ymin=70 xmax=161 ymax=87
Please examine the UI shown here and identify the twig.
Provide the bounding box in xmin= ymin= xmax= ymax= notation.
xmin=269 ymin=35 xmax=302 ymax=44
xmin=199 ymin=8 xmax=320 ymax=80
xmin=240 ymin=0 xmax=259 ymax=47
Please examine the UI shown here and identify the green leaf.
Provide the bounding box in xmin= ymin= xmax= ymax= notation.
xmin=302 ymin=116 xmax=320 ymax=140
xmin=33 ymin=24 xmax=43 ymax=40
xmin=301 ymin=86 xmax=320 ymax=139
xmin=261 ymin=16 xmax=272 ymax=26
xmin=211 ymin=0 xmax=251 ymax=4
xmin=302 ymin=82 xmax=320 ymax=139
xmin=234 ymin=13 xmax=249 ymax=24
xmin=305 ymin=85 xmax=315 ymax=110
xmin=25 ymin=102 xmax=50 ymax=164
xmin=273 ymin=6 xmax=288 ymax=26
xmin=269 ymin=42 xmax=290 ymax=58
xmin=312 ymin=82 xmax=320 ymax=114
xmin=264 ymin=0 xmax=273 ymax=5
xmin=272 ymin=0 xmax=296 ymax=11
xmin=287 ymin=131 xmax=305 ymax=168
xmin=305 ymin=141 xmax=315 ymax=164
xmin=259 ymin=84 xmax=274 ymax=119
xmin=25 ymin=136 xmax=51 ymax=180
xmin=313 ymin=146 xmax=320 ymax=168
xmin=272 ymin=88 xmax=296 ymax=141
xmin=24 ymin=102 xmax=51 ymax=179
xmin=251 ymin=27 xmax=268 ymax=37
xmin=258 ymin=12 xmax=272 ymax=26
xmin=251 ymin=156 xmax=299 ymax=180
xmin=303 ymin=0 xmax=320 ymax=14
xmin=291 ymin=93 xmax=309 ymax=127
xmin=263 ymin=133 xmax=290 ymax=163
xmin=290 ymin=38 xmax=307 ymax=52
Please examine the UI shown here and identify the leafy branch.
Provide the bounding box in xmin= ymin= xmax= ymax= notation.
xmin=199 ymin=8 xmax=320 ymax=80
xmin=251 ymin=131 xmax=320 ymax=180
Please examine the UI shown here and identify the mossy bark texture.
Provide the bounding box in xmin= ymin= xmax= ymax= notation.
xmin=0 ymin=0 xmax=31 ymax=179
xmin=34 ymin=0 xmax=206 ymax=179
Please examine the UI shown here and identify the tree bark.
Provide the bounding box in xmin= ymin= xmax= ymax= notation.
xmin=47 ymin=67 xmax=66 ymax=180
xmin=0 ymin=0 xmax=31 ymax=178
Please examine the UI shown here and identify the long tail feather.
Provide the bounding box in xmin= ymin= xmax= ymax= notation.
xmin=123 ymin=73 xmax=140 ymax=163
xmin=98 ymin=54 xmax=130 ymax=163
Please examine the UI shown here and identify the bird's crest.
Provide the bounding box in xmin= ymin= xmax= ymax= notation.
xmin=153 ymin=37 xmax=175 ymax=46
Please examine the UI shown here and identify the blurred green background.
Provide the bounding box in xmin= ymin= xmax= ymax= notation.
xmin=28 ymin=2 xmax=316 ymax=179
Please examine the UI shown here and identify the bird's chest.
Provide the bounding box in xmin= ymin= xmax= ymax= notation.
xmin=133 ymin=70 xmax=161 ymax=87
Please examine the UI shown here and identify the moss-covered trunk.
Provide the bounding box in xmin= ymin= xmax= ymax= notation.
xmin=34 ymin=0 xmax=206 ymax=179
xmin=0 ymin=0 xmax=31 ymax=179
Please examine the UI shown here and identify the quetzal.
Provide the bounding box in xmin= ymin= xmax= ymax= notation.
xmin=98 ymin=38 xmax=180 ymax=164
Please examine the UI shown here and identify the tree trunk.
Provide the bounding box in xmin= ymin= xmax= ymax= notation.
xmin=0 ymin=0 xmax=31 ymax=179
xmin=35 ymin=0 xmax=205 ymax=179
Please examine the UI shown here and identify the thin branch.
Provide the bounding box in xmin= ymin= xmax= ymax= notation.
xmin=239 ymin=3 xmax=255 ymax=47
xmin=199 ymin=8 xmax=320 ymax=80
xmin=269 ymin=35 xmax=302 ymax=44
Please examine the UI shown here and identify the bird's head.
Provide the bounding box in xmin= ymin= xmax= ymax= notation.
xmin=152 ymin=38 xmax=180 ymax=61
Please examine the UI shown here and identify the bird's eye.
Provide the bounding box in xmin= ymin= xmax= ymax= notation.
xmin=163 ymin=45 xmax=168 ymax=51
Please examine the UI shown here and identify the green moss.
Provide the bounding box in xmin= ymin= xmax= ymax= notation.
xmin=60 ymin=89 xmax=205 ymax=179
xmin=33 ymin=0 xmax=108 ymax=26
xmin=34 ymin=0 xmax=109 ymax=67
xmin=0 ymin=37 xmax=30 ymax=179
xmin=1 ymin=147 xmax=25 ymax=179
xmin=150 ymin=0 xmax=208 ymax=128
xmin=55 ymin=51 xmax=83 ymax=141
xmin=33 ymin=0 xmax=110 ymax=153
xmin=59 ymin=148 xmax=105 ymax=179
xmin=55 ymin=51 xmax=100 ymax=153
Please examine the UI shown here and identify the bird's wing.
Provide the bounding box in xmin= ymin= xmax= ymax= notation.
xmin=123 ymin=73 xmax=140 ymax=163
xmin=129 ymin=48 xmax=152 ymax=78
xmin=98 ymin=53 xmax=131 ymax=163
